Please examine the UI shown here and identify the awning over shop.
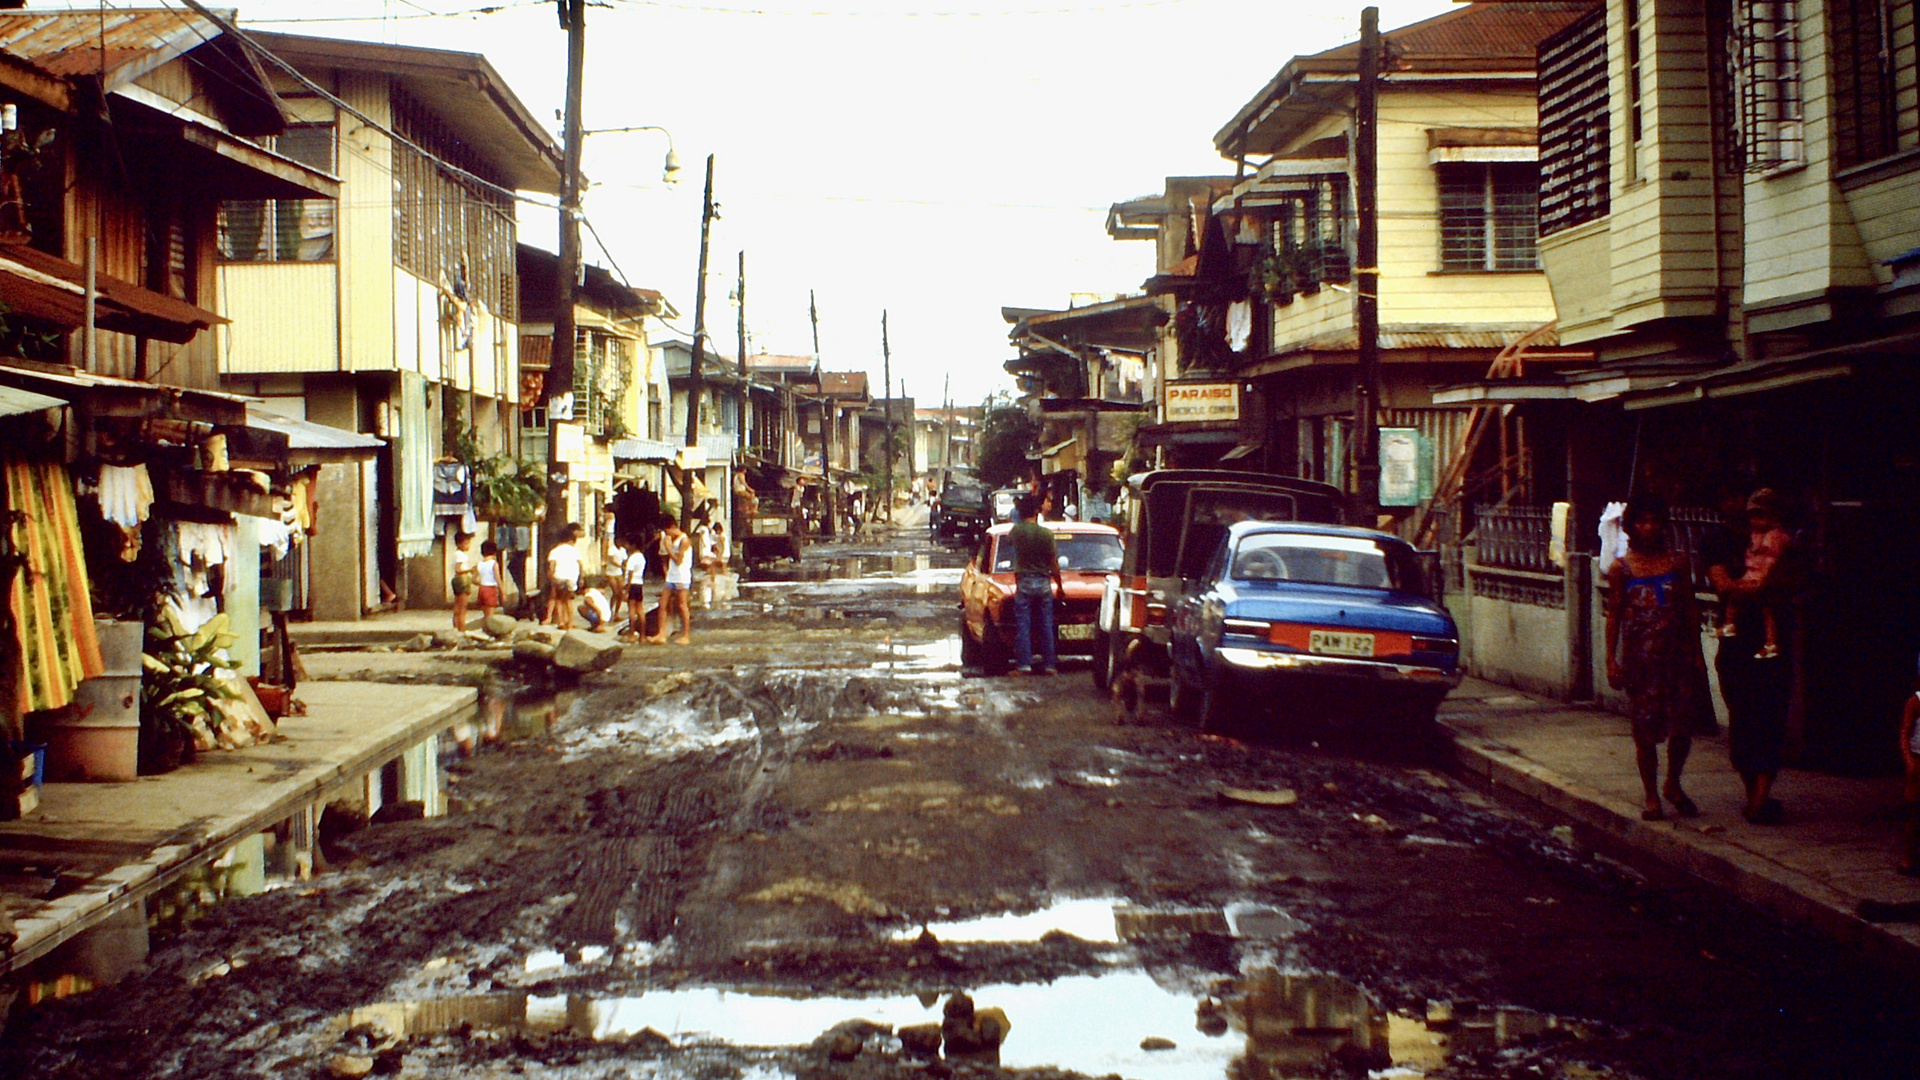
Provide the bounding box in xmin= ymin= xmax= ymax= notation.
xmin=1134 ymin=421 xmax=1241 ymax=448
xmin=0 ymin=362 xmax=249 ymax=425
xmin=238 ymin=406 xmax=383 ymax=465
xmin=1037 ymin=397 xmax=1150 ymax=414
xmin=610 ymin=437 xmax=680 ymax=463
xmin=0 ymin=384 xmax=66 ymax=418
xmin=0 ymin=243 xmax=227 ymax=344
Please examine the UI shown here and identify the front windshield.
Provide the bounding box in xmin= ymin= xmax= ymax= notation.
xmin=992 ymin=532 xmax=1123 ymax=572
xmin=1230 ymin=533 xmax=1396 ymax=589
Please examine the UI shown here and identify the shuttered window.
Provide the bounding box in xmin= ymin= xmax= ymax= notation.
xmin=218 ymin=125 xmax=338 ymax=262
xmin=1438 ymin=163 xmax=1539 ymax=271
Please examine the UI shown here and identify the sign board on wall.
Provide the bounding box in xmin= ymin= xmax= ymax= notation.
xmin=1165 ymin=382 xmax=1240 ymax=423
xmin=554 ymin=421 xmax=586 ymax=465
xmin=1377 ymin=427 xmax=1434 ymax=507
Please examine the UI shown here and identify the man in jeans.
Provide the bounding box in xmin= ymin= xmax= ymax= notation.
xmin=1007 ymin=494 xmax=1064 ymax=675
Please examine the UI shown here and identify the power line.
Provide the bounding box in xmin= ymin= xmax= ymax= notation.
xmin=170 ymin=0 xmax=565 ymax=214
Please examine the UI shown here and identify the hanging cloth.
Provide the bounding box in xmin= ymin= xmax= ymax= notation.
xmin=97 ymin=463 xmax=154 ymax=529
xmin=397 ymin=371 xmax=435 ymax=559
xmin=4 ymin=455 xmax=104 ymax=716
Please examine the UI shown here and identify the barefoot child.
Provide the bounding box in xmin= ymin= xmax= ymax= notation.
xmin=450 ymin=531 xmax=475 ymax=632
xmin=476 ymin=540 xmax=503 ymax=621
xmin=650 ymin=517 xmax=693 ymax=645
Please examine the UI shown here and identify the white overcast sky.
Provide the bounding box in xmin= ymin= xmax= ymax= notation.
xmin=102 ymin=0 xmax=1455 ymax=404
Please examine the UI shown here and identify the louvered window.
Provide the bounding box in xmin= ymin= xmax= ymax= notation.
xmin=1438 ymin=164 xmax=1539 ymax=271
xmin=218 ymin=125 xmax=337 ymax=262
xmin=1538 ymin=7 xmax=1610 ymax=236
xmin=1732 ymin=0 xmax=1805 ymax=171
xmin=1832 ymin=0 xmax=1920 ymax=168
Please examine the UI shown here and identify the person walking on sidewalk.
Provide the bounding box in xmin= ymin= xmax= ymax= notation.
xmin=1006 ymin=493 xmax=1063 ymax=675
xmin=1605 ymin=495 xmax=1707 ymax=821
xmin=1707 ymin=488 xmax=1800 ymax=825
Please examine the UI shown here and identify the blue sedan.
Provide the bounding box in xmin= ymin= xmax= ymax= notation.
xmin=1167 ymin=521 xmax=1461 ymax=734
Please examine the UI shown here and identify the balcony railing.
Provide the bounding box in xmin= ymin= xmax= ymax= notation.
xmin=1474 ymin=503 xmax=1554 ymax=574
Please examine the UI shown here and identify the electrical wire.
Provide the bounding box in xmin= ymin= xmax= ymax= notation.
xmin=167 ymin=0 xmax=566 ymax=214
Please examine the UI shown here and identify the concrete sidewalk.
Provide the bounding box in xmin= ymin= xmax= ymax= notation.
xmin=1439 ymin=677 xmax=1920 ymax=968
xmin=2 ymin=682 xmax=476 ymax=977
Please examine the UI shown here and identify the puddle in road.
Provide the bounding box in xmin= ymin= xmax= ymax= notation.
xmin=871 ymin=636 xmax=961 ymax=676
xmin=329 ymin=965 xmax=1594 ymax=1079
xmin=895 ymin=898 xmax=1305 ymax=945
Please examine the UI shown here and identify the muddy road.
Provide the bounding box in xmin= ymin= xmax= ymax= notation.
xmin=5 ymin=539 xmax=1919 ymax=1079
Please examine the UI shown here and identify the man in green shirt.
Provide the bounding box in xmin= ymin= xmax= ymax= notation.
xmin=1007 ymin=494 xmax=1064 ymax=674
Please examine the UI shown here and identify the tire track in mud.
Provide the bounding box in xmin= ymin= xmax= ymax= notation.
xmin=549 ymin=669 xmax=908 ymax=951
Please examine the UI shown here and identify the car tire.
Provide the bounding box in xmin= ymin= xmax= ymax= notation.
xmin=1089 ymin=628 xmax=1113 ymax=691
xmin=980 ymin=621 xmax=1010 ymax=676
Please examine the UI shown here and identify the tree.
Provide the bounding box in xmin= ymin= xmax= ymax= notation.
xmin=977 ymin=406 xmax=1039 ymax=490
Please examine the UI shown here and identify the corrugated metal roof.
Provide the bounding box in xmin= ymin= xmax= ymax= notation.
xmin=244 ymin=405 xmax=382 ymax=460
xmin=0 ymin=9 xmax=225 ymax=81
xmin=0 ymin=384 xmax=65 ymax=418
xmin=819 ymin=371 xmax=869 ymax=397
xmin=1312 ymin=2 xmax=1595 ymax=68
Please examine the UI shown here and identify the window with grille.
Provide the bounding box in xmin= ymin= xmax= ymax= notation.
xmin=219 ymin=124 xmax=338 ymax=262
xmin=1438 ymin=163 xmax=1540 ymax=271
xmin=1253 ymin=177 xmax=1350 ymax=305
xmin=1538 ymin=7 xmax=1610 ymax=236
xmin=1732 ymin=0 xmax=1804 ymax=171
xmin=1832 ymin=0 xmax=1920 ymax=168
xmin=390 ymin=94 xmax=520 ymax=321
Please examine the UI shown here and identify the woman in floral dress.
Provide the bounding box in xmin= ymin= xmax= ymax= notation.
xmin=1605 ymin=495 xmax=1709 ymax=821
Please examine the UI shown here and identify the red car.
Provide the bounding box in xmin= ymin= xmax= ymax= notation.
xmin=959 ymin=521 xmax=1124 ymax=674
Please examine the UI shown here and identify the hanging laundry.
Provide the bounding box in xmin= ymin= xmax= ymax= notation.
xmin=433 ymin=461 xmax=471 ymax=513
xmin=4 ymin=455 xmax=105 ymax=717
xmin=258 ymin=518 xmax=297 ymax=560
xmin=96 ymin=463 xmax=154 ymax=528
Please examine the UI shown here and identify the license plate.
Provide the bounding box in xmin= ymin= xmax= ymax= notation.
xmin=1308 ymin=630 xmax=1374 ymax=657
xmin=1059 ymin=624 xmax=1096 ymax=641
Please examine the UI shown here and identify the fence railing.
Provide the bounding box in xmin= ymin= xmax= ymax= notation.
xmin=1473 ymin=504 xmax=1555 ymax=573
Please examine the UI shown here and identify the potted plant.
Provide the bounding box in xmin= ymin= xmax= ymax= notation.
xmin=139 ymin=610 xmax=239 ymax=774
xmin=471 ymin=454 xmax=546 ymax=524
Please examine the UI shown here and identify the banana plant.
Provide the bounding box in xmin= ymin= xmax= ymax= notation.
xmin=141 ymin=609 xmax=240 ymax=744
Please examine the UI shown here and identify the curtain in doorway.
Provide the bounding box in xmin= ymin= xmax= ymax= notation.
xmin=397 ymin=371 xmax=434 ymax=559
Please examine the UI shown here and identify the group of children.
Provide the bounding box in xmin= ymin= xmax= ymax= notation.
xmin=448 ymin=516 xmax=728 ymax=647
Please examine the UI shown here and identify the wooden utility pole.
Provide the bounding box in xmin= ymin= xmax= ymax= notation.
xmin=681 ymin=153 xmax=716 ymax=528
xmin=881 ymin=311 xmax=893 ymax=524
xmin=545 ymin=0 xmax=588 ymax=531
xmin=940 ymin=371 xmax=951 ymax=489
xmin=1352 ymin=5 xmax=1383 ymax=524
xmin=735 ymin=249 xmax=747 ymax=457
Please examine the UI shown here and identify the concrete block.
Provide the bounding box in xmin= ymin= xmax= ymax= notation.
xmin=553 ymin=630 xmax=621 ymax=673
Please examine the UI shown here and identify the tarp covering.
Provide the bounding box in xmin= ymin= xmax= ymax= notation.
xmin=4 ymin=455 xmax=103 ymax=719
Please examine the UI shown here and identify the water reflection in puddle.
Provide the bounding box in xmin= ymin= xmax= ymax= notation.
xmin=333 ymin=965 xmax=1593 ymax=1079
xmin=898 ymin=897 xmax=1305 ymax=945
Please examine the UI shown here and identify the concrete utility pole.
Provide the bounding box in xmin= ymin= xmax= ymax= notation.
xmin=881 ymin=311 xmax=893 ymax=523
xmin=545 ymin=0 xmax=587 ymax=531
xmin=1352 ymin=5 xmax=1383 ymax=524
xmin=681 ymin=154 xmax=715 ymax=528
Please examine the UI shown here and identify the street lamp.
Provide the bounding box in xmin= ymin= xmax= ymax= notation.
xmin=581 ymin=124 xmax=681 ymax=184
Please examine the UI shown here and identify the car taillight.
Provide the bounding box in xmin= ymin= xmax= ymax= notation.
xmin=1223 ymin=618 xmax=1271 ymax=636
xmin=1412 ymin=635 xmax=1459 ymax=655
xmin=1145 ymin=603 xmax=1167 ymax=626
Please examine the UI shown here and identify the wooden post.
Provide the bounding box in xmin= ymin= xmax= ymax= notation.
xmin=1352 ymin=6 xmax=1382 ymax=524
xmin=682 ymin=154 xmax=716 ymax=528
xmin=546 ymin=0 xmax=586 ymax=530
